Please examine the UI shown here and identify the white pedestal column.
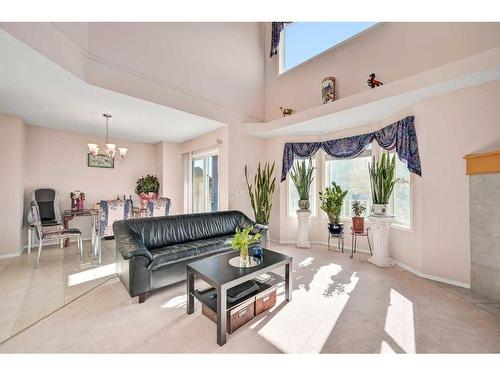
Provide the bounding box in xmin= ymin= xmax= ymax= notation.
xmin=368 ymin=215 xmax=395 ymax=268
xmin=296 ymin=209 xmax=311 ymax=248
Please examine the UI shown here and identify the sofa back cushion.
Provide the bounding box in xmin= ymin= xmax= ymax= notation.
xmin=114 ymin=210 xmax=255 ymax=250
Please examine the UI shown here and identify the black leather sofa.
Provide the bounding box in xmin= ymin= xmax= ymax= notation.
xmin=113 ymin=210 xmax=268 ymax=302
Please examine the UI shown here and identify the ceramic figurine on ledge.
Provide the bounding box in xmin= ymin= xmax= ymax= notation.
xmin=367 ymin=73 xmax=383 ymax=88
xmin=280 ymin=107 xmax=293 ymax=117
xmin=321 ymin=76 xmax=336 ymax=104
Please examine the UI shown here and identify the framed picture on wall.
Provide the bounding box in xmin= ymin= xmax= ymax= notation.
xmin=87 ymin=153 xmax=114 ymax=168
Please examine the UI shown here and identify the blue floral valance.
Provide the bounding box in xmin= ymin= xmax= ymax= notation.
xmin=280 ymin=116 xmax=421 ymax=181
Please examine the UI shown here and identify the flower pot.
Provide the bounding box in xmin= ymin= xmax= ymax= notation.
xmin=328 ymin=222 xmax=344 ymax=235
xmin=371 ymin=204 xmax=388 ymax=216
xmin=298 ymin=199 xmax=310 ymax=210
xmin=352 ymin=216 xmax=365 ymax=233
xmin=139 ymin=193 xmax=149 ymax=209
xmin=139 ymin=192 xmax=158 ymax=209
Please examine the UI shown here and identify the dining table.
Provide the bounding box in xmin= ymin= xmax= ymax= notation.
xmin=63 ymin=209 xmax=101 ymax=263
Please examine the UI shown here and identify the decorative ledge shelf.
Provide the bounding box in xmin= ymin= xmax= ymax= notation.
xmin=243 ymin=46 xmax=500 ymax=139
xmin=464 ymin=150 xmax=500 ymax=175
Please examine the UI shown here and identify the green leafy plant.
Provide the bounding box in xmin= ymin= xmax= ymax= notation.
xmin=368 ymin=153 xmax=399 ymax=204
xmin=135 ymin=174 xmax=160 ymax=195
xmin=245 ymin=162 xmax=276 ymax=225
xmin=352 ymin=200 xmax=367 ymax=217
xmin=290 ymin=159 xmax=315 ymax=201
xmin=231 ymin=227 xmax=262 ymax=251
xmin=319 ymin=181 xmax=348 ymax=224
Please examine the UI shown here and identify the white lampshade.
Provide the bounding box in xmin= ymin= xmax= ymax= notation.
xmin=119 ymin=147 xmax=128 ymax=158
xmin=106 ymin=143 xmax=116 ymax=157
xmin=87 ymin=143 xmax=99 ymax=156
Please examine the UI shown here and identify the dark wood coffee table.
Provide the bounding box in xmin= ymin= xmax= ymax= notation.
xmin=186 ymin=248 xmax=292 ymax=346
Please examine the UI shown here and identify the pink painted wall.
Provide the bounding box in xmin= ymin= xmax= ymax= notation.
xmin=1 ymin=23 xmax=266 ymax=125
xmin=24 ymin=125 xmax=157 ymax=239
xmin=87 ymin=23 xmax=265 ymax=122
xmin=227 ymin=123 xmax=265 ymax=220
xmin=415 ymin=80 xmax=500 ymax=284
xmin=156 ymin=141 xmax=183 ymax=215
xmin=265 ymin=22 xmax=500 ymax=121
xmin=0 ymin=114 xmax=26 ymax=256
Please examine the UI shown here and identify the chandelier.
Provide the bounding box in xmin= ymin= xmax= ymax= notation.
xmin=87 ymin=114 xmax=128 ymax=160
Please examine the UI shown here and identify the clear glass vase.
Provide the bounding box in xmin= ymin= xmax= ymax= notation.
xmin=239 ymin=244 xmax=249 ymax=267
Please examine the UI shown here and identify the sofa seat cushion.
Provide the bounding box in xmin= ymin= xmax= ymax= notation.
xmin=149 ymin=235 xmax=234 ymax=270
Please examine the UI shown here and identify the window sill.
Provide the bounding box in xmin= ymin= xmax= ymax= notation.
xmin=390 ymin=222 xmax=413 ymax=232
xmin=338 ymin=216 xmax=412 ymax=232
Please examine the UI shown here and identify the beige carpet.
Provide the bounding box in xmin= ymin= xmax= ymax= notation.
xmin=1 ymin=244 xmax=499 ymax=353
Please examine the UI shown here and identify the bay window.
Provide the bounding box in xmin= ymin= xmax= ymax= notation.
xmin=324 ymin=146 xmax=372 ymax=218
xmin=285 ymin=145 xmax=412 ymax=230
xmin=389 ymin=154 xmax=412 ymax=227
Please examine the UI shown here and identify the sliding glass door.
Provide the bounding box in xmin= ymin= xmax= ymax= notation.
xmin=191 ymin=150 xmax=219 ymax=213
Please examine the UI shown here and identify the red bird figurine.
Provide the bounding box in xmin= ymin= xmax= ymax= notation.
xmin=367 ymin=73 xmax=383 ymax=88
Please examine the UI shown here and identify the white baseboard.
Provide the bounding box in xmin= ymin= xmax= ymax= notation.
xmin=394 ymin=260 xmax=470 ymax=289
xmin=269 ymin=238 xmax=469 ymax=289
xmin=269 ymin=238 xmax=371 ymax=254
xmin=17 ymin=236 xmax=95 ymax=256
xmin=0 ymin=250 xmax=23 ymax=259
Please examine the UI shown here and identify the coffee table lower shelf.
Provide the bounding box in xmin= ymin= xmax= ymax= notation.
xmin=192 ymin=272 xmax=283 ymax=334
xmin=186 ymin=249 xmax=293 ymax=345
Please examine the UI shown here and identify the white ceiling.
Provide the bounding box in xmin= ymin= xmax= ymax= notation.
xmin=0 ymin=29 xmax=226 ymax=144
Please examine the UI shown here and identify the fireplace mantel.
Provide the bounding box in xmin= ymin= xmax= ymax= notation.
xmin=464 ymin=150 xmax=500 ymax=175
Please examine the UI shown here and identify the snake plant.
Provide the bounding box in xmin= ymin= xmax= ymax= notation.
xmin=368 ymin=153 xmax=400 ymax=204
xmin=319 ymin=181 xmax=348 ymax=224
xmin=244 ymin=162 xmax=276 ymax=225
xmin=289 ymin=159 xmax=315 ymax=201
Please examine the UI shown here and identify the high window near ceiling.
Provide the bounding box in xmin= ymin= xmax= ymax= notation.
xmin=280 ymin=22 xmax=378 ymax=73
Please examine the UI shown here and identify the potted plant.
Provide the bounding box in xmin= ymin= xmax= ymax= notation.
xmin=319 ymin=181 xmax=348 ymax=234
xmin=231 ymin=227 xmax=261 ymax=267
xmin=245 ymin=162 xmax=276 ymax=245
xmin=368 ymin=153 xmax=399 ymax=215
xmin=289 ymin=159 xmax=315 ymax=210
xmin=351 ymin=200 xmax=367 ymax=233
xmin=135 ymin=174 xmax=160 ymax=208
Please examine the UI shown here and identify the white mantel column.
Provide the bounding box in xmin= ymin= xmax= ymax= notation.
xmin=296 ymin=209 xmax=312 ymax=248
xmin=368 ymin=215 xmax=395 ymax=267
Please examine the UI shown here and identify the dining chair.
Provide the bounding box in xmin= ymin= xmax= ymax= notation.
xmin=96 ymin=199 xmax=133 ymax=263
xmin=27 ymin=188 xmax=64 ymax=252
xmin=31 ymin=201 xmax=83 ymax=269
xmin=146 ymin=197 xmax=171 ymax=217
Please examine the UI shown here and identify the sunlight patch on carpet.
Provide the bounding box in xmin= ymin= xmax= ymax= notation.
xmin=380 ymin=340 xmax=397 ymax=353
xmin=256 ymin=264 xmax=358 ymax=353
xmin=67 ymin=263 xmax=116 ymax=287
xmin=384 ymin=289 xmax=416 ymax=353
xmin=161 ymin=294 xmax=187 ymax=309
xmin=297 ymin=257 xmax=314 ymax=268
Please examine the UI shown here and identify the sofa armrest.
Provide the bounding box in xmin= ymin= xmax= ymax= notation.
xmin=113 ymin=221 xmax=153 ymax=262
xmin=252 ymin=223 xmax=269 ymax=234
